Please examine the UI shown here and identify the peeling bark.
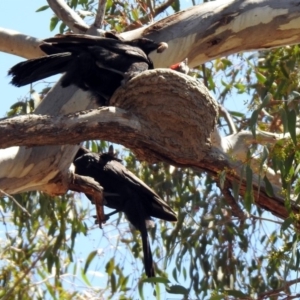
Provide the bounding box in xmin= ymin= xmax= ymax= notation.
xmin=1 ymin=0 xmax=300 ymax=67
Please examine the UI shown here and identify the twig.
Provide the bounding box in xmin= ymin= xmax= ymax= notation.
xmin=47 ymin=0 xmax=89 ymax=33
xmin=93 ymin=0 xmax=107 ymax=29
xmin=2 ymin=245 xmax=49 ymax=300
xmin=282 ymin=294 xmax=300 ymax=300
xmin=258 ymin=278 xmax=300 ymax=299
xmin=125 ymin=0 xmax=176 ymax=30
xmin=0 ymin=189 xmax=31 ymax=217
xmin=218 ymin=182 xmax=247 ymax=223
xmin=201 ymin=64 xmax=208 ymax=88
xmin=214 ymin=173 xmax=247 ymax=224
xmin=261 ymin=108 xmax=274 ymax=119
xmin=250 ymin=214 xmax=283 ymax=225
xmin=219 ymin=105 xmax=237 ymax=134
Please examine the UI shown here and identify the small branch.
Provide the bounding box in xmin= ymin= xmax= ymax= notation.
xmin=0 ymin=189 xmax=31 ymax=217
xmin=2 ymin=244 xmax=49 ymax=300
xmin=282 ymin=295 xmax=300 ymax=300
xmin=0 ymin=27 xmax=44 ymax=59
xmin=125 ymin=0 xmax=176 ymax=30
xmin=69 ymin=174 xmax=106 ymax=227
xmin=201 ymin=64 xmax=208 ymax=88
xmin=258 ymin=278 xmax=300 ymax=299
xmin=93 ymin=0 xmax=107 ymax=29
xmin=217 ymin=181 xmax=246 ymax=222
xmin=219 ymin=105 xmax=237 ymax=134
xmin=47 ymin=0 xmax=89 ymax=33
xmin=250 ymin=214 xmax=283 ymax=225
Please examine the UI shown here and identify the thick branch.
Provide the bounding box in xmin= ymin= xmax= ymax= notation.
xmin=0 ymin=107 xmax=140 ymax=149
xmin=124 ymin=0 xmax=300 ymax=68
xmin=47 ymin=0 xmax=89 ymax=33
xmin=0 ymin=28 xmax=44 ymax=59
xmin=2 ymin=0 xmax=300 ymax=67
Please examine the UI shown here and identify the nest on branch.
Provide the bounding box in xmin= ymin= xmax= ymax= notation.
xmin=110 ymin=69 xmax=218 ymax=164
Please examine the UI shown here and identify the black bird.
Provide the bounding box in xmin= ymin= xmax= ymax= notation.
xmin=8 ymin=33 xmax=168 ymax=105
xmin=73 ymin=147 xmax=177 ymax=277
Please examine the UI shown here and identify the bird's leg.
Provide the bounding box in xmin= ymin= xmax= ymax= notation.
xmin=93 ymin=209 xmax=120 ymax=227
xmin=104 ymin=209 xmax=120 ymax=220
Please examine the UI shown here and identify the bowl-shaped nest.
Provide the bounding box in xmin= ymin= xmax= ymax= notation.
xmin=110 ymin=69 xmax=218 ymax=164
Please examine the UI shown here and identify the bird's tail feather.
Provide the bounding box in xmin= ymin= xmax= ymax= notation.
xmin=141 ymin=226 xmax=155 ymax=278
xmin=9 ymin=52 xmax=73 ymax=87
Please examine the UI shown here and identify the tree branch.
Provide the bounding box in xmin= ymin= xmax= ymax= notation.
xmin=0 ymin=106 xmax=139 ymax=149
xmin=0 ymin=27 xmax=44 ymax=59
xmin=2 ymin=0 xmax=300 ymax=68
xmin=46 ymin=0 xmax=89 ymax=33
xmin=93 ymin=0 xmax=107 ymax=29
xmin=125 ymin=0 xmax=176 ymax=31
xmin=0 ymin=69 xmax=298 ymax=223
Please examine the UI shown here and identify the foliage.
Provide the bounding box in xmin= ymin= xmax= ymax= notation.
xmin=2 ymin=0 xmax=300 ymax=299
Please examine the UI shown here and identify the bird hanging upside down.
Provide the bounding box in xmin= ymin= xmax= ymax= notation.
xmin=8 ymin=32 xmax=168 ymax=105
xmin=74 ymin=146 xmax=177 ymax=278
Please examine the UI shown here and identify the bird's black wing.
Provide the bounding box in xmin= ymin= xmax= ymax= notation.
xmin=42 ymin=35 xmax=150 ymax=64
xmin=102 ymin=158 xmax=177 ymax=222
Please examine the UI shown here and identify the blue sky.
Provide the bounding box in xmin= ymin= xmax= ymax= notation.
xmin=0 ymin=0 xmax=54 ymax=116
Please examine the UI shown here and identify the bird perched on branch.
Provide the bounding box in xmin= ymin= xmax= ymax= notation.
xmin=8 ymin=32 xmax=168 ymax=105
xmin=73 ymin=146 xmax=177 ymax=278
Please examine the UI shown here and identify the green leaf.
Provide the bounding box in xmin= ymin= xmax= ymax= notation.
xmin=281 ymin=217 xmax=293 ymax=231
xmin=172 ymin=268 xmax=177 ymax=283
xmin=81 ymin=269 xmax=91 ymax=286
xmin=171 ymin=0 xmax=180 ymax=12
xmin=59 ymin=22 xmax=66 ymax=34
xmin=287 ymin=109 xmax=297 ymax=145
xmin=226 ymin=289 xmax=248 ymax=297
xmin=10 ymin=101 xmax=25 ymax=110
xmin=285 ymin=153 xmax=295 ymax=177
xmin=244 ymin=165 xmax=253 ymax=212
xmin=263 ymin=176 xmax=274 ymax=197
xmin=249 ymin=110 xmax=259 ymax=138
xmin=50 ymin=16 xmax=59 ymax=31
xmin=36 ymin=5 xmax=49 ymax=12
xmin=228 ymin=110 xmax=245 ymax=118
xmin=83 ymin=250 xmax=97 ymax=273
xmin=256 ymin=71 xmax=266 ymax=83
xmin=279 ymin=62 xmax=290 ymax=79
xmin=166 ymin=285 xmax=188 ymax=295
xmin=261 ymin=92 xmax=272 ymax=108
xmin=131 ymin=8 xmax=140 ymax=21
xmin=141 ymin=277 xmax=169 ymax=284
xmin=291 ymin=90 xmax=300 ymax=98
xmin=105 ymin=258 xmax=115 ymax=275
xmin=111 ymin=273 xmax=116 ymax=293
xmin=138 ymin=281 xmax=146 ymax=300
xmin=210 ymin=295 xmax=225 ymax=300
xmin=279 ymin=108 xmax=288 ymax=133
xmin=296 ymin=250 xmax=300 ymax=269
